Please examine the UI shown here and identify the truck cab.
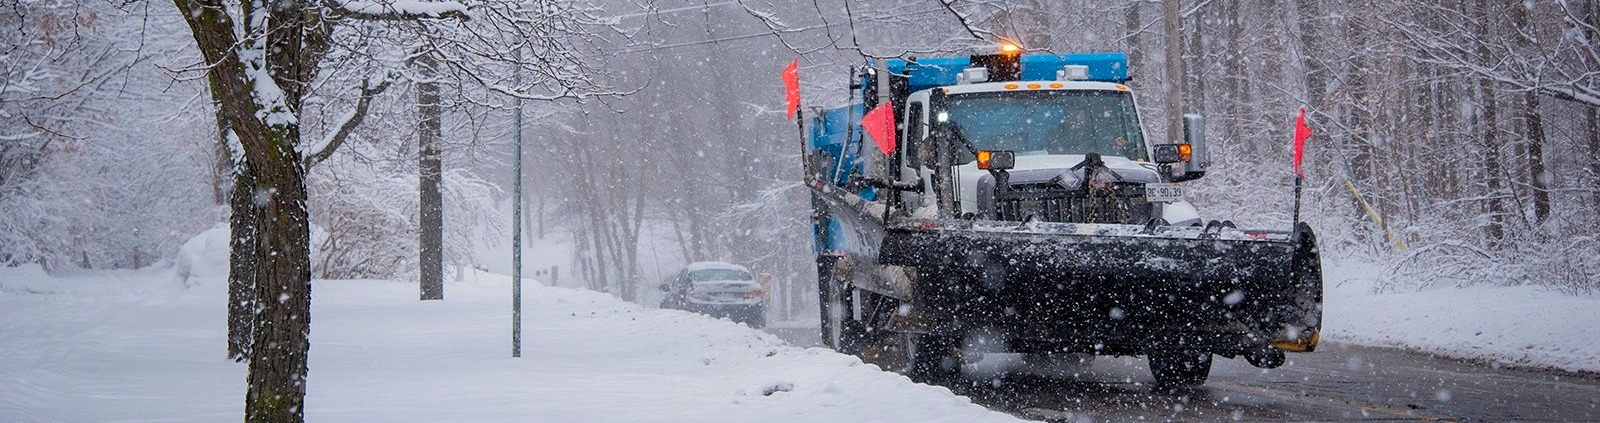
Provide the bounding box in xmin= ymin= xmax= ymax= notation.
xmin=896 ymin=80 xmax=1201 ymax=226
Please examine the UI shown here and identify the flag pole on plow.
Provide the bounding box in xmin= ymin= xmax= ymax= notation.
xmin=1291 ymin=107 xmax=1313 ymax=230
xmin=783 ymin=58 xmax=807 ymax=177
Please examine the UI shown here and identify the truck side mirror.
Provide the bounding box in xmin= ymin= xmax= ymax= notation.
xmin=1182 ymin=114 xmax=1210 ymax=174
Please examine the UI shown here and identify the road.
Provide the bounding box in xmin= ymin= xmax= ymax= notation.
xmin=764 ymin=327 xmax=1600 ymax=422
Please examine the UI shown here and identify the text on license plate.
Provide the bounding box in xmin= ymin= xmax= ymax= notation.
xmin=1145 ymin=183 xmax=1184 ymax=203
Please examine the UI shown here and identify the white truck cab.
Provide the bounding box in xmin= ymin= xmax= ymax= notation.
xmin=896 ymin=81 xmax=1202 ymax=226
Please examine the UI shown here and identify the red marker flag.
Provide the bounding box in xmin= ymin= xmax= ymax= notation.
xmin=1292 ymin=107 xmax=1313 ymax=177
xmin=782 ymin=59 xmax=800 ymax=120
xmin=861 ymin=103 xmax=897 ymax=155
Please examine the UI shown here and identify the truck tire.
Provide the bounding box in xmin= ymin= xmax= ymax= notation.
xmin=907 ymin=333 xmax=960 ymax=383
xmin=1149 ymin=350 xmax=1212 ymax=387
xmin=818 ymin=257 xmax=868 ymax=354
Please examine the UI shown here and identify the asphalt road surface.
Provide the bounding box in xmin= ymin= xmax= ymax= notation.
xmin=764 ymin=327 xmax=1600 ymax=422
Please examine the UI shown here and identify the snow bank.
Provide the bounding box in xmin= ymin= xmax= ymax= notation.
xmin=1323 ymin=259 xmax=1600 ymax=373
xmin=175 ymin=223 xmax=231 ymax=284
xmin=0 ymin=234 xmax=1025 ymax=422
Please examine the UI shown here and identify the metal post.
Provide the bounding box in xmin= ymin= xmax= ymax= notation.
xmin=797 ymin=107 xmax=808 ymax=178
xmin=1291 ymin=174 xmax=1302 ymax=238
xmin=511 ymin=38 xmax=524 ymax=359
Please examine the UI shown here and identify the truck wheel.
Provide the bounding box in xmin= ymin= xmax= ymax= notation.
xmin=907 ymin=333 xmax=960 ymax=383
xmin=819 ymin=258 xmax=869 ymax=354
xmin=825 ymin=277 xmax=864 ymax=354
xmin=1149 ymin=350 xmax=1212 ymax=388
xmin=835 ymin=310 xmax=868 ymax=354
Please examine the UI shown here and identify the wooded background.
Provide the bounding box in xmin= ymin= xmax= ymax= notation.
xmin=4 ymin=0 xmax=1597 ymax=300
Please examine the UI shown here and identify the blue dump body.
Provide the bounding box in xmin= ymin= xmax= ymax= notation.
xmin=808 ymin=104 xmax=870 ymax=253
xmin=808 ymin=104 xmax=876 ymax=198
xmin=808 ymin=52 xmax=1129 ymax=255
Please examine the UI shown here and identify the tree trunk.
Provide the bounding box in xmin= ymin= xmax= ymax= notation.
xmin=213 ymin=103 xmax=232 ymax=207
xmin=228 ymin=164 xmax=258 ymax=362
xmin=535 ymin=183 xmax=545 ymax=240
xmin=1185 ymin=4 xmax=1205 ymax=116
xmin=1522 ymin=92 xmax=1549 ymax=226
xmin=417 ymin=51 xmax=444 ymax=301
xmin=1477 ymin=84 xmax=1506 ymax=243
xmin=243 ymin=137 xmax=313 ymax=423
xmin=1124 ymin=1 xmax=1142 ymax=79
xmin=622 ymin=176 xmax=647 ymax=301
xmin=1346 ymin=5 xmax=1376 ymax=238
xmin=173 ymin=1 xmax=317 ymax=420
xmin=1474 ymin=0 xmax=1506 ymax=244
xmin=1163 ymin=0 xmax=1184 ymax=142
xmin=1589 ymin=107 xmax=1600 ymax=221
xmin=1511 ymin=5 xmax=1549 ymax=226
xmin=1297 ymin=0 xmax=1326 ymax=112
xmin=1224 ymin=0 xmax=1244 ymax=148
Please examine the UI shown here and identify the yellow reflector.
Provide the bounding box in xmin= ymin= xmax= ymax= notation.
xmin=1273 ymin=332 xmax=1320 ymax=352
xmin=977 ymin=150 xmax=992 ymax=170
xmin=1004 ymin=84 xmax=1019 ymax=90
xmin=1026 ymin=83 xmax=1041 ymax=89
xmin=1049 ymin=83 xmax=1064 ymax=89
xmin=1115 ymin=84 xmax=1128 ymax=90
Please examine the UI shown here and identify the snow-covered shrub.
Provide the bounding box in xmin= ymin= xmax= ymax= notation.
xmin=308 ymin=154 xmax=503 ymax=281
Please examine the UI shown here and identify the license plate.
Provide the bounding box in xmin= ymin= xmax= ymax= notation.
xmin=1145 ymin=183 xmax=1184 ymax=203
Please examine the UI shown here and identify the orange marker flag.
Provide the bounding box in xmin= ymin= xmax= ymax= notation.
xmin=1293 ymin=107 xmax=1313 ymax=177
xmin=782 ymin=59 xmax=800 ymax=120
xmin=861 ymin=103 xmax=896 ymax=155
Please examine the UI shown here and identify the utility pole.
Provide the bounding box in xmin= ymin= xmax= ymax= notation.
xmin=511 ymin=38 xmax=524 ymax=358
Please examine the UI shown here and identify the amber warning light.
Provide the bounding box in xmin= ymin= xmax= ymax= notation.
xmin=1153 ymin=144 xmax=1193 ymax=164
xmin=977 ymin=150 xmax=1015 ymax=171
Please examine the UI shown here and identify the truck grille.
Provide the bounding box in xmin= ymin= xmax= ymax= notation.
xmin=993 ymin=182 xmax=1153 ymax=224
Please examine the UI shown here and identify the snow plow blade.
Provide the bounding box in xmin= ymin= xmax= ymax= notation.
xmin=809 ymin=183 xmax=1322 ymax=356
xmin=876 ymin=219 xmax=1323 ymax=354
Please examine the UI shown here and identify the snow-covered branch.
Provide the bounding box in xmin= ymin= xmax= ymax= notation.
xmin=327 ymin=0 xmax=471 ymax=21
xmin=304 ymin=72 xmax=397 ymax=168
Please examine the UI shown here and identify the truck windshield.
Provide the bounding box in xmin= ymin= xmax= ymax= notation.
xmin=946 ymin=90 xmax=1147 ymax=162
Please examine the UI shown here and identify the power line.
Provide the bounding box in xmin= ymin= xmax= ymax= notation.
xmin=606 ymin=0 xmax=742 ymax=20
xmin=592 ymin=7 xmax=948 ymax=56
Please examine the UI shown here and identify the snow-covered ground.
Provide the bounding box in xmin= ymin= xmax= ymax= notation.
xmin=1322 ymin=259 xmax=1600 ymax=373
xmin=5 ymin=228 xmax=1598 ymax=423
xmin=0 ymin=228 xmax=1024 ymax=423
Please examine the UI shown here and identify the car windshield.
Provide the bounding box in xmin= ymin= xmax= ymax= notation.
xmin=946 ymin=90 xmax=1147 ymax=162
xmin=690 ymin=268 xmax=751 ymax=282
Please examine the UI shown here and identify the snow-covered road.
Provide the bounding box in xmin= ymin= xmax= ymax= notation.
xmin=769 ymin=325 xmax=1600 ymax=422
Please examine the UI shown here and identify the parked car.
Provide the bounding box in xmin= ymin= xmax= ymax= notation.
xmin=659 ymin=262 xmax=765 ymax=328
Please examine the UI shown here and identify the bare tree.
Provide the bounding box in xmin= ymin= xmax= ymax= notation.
xmin=170 ymin=0 xmax=623 ymax=419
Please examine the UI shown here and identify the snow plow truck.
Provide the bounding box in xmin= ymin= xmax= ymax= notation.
xmin=804 ymin=44 xmax=1323 ymax=387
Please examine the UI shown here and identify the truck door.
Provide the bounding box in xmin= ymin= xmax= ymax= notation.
xmin=900 ymin=101 xmax=926 ymax=212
